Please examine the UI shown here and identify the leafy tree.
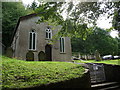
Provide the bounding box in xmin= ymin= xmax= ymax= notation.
xmin=34 ymin=2 xmax=119 ymax=56
xmin=2 ymin=2 xmax=28 ymax=47
xmin=30 ymin=0 xmax=38 ymax=10
xmin=86 ymin=27 xmax=118 ymax=55
xmin=71 ymin=38 xmax=86 ymax=54
xmin=112 ymin=8 xmax=120 ymax=37
xmin=116 ymin=38 xmax=120 ymax=55
xmin=26 ymin=0 xmax=38 ymax=13
xmin=71 ymin=27 xmax=118 ymax=56
xmin=34 ymin=1 xmax=120 ymax=39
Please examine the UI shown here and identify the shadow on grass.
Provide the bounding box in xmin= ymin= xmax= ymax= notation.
xmin=118 ymin=60 xmax=120 ymax=65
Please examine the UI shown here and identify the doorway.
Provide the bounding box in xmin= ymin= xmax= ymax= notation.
xmin=45 ymin=44 xmax=52 ymax=61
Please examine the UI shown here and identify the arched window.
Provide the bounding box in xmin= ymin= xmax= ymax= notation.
xmin=45 ymin=27 xmax=52 ymax=39
xmin=29 ymin=30 xmax=36 ymax=50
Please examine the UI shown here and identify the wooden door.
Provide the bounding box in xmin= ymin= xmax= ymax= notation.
xmin=45 ymin=44 xmax=52 ymax=61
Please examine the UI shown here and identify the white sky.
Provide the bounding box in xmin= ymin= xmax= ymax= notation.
xmin=96 ymin=15 xmax=112 ymax=29
xmin=21 ymin=0 xmax=118 ymax=38
xmin=22 ymin=0 xmax=34 ymax=5
xmin=110 ymin=30 xmax=119 ymax=38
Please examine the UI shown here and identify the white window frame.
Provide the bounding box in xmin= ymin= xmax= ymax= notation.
xmin=29 ymin=30 xmax=37 ymax=50
xmin=45 ymin=27 xmax=52 ymax=39
xmin=60 ymin=37 xmax=65 ymax=53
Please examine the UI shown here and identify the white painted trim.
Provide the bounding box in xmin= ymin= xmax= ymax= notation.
xmin=35 ymin=32 xmax=37 ymax=50
xmin=28 ymin=31 xmax=37 ymax=51
xmin=45 ymin=28 xmax=52 ymax=39
xmin=60 ymin=37 xmax=65 ymax=53
xmin=31 ymin=33 xmax=33 ymax=49
xmin=28 ymin=32 xmax=30 ymax=50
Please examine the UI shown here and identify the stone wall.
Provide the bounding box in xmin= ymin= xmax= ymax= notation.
xmin=10 ymin=69 xmax=91 ymax=89
xmin=11 ymin=16 xmax=72 ymax=62
xmin=103 ymin=64 xmax=120 ymax=82
xmin=85 ymin=63 xmax=120 ymax=83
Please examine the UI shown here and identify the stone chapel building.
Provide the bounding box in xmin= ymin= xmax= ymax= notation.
xmin=11 ymin=13 xmax=72 ymax=62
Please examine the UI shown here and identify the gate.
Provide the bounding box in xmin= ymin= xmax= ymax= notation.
xmin=87 ymin=63 xmax=106 ymax=83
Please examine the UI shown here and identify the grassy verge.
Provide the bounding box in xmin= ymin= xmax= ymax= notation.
xmin=2 ymin=56 xmax=85 ymax=89
xmin=74 ymin=59 xmax=120 ymax=65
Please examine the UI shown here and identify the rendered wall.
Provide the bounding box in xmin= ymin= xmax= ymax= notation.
xmin=11 ymin=16 xmax=72 ymax=62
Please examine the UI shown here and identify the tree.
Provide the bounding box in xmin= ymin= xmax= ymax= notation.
xmin=30 ymin=0 xmax=38 ymax=10
xmin=34 ymin=2 xmax=119 ymax=56
xmin=71 ymin=38 xmax=86 ymax=54
xmin=112 ymin=8 xmax=120 ymax=37
xmin=86 ymin=27 xmax=118 ymax=55
xmin=26 ymin=0 xmax=38 ymax=13
xmin=34 ymin=1 xmax=120 ymax=39
xmin=2 ymin=2 xmax=28 ymax=47
xmin=116 ymin=38 xmax=120 ymax=55
xmin=71 ymin=27 xmax=118 ymax=56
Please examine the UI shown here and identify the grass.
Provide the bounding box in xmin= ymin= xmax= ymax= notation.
xmin=74 ymin=59 xmax=120 ymax=65
xmin=2 ymin=56 xmax=85 ymax=89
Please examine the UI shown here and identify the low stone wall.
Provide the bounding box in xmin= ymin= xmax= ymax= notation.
xmin=44 ymin=69 xmax=91 ymax=88
xmin=85 ymin=63 xmax=120 ymax=83
xmin=10 ymin=69 xmax=91 ymax=89
xmin=103 ymin=64 xmax=120 ymax=82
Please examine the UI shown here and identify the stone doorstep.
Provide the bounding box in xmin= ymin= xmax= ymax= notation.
xmin=91 ymin=82 xmax=120 ymax=90
xmin=98 ymin=85 xmax=119 ymax=90
xmin=91 ymin=82 xmax=118 ymax=88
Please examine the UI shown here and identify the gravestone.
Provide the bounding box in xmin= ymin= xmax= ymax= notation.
xmin=6 ymin=47 xmax=13 ymax=58
xmin=26 ymin=51 xmax=34 ymax=61
xmin=95 ymin=50 xmax=101 ymax=61
xmin=38 ymin=51 xmax=46 ymax=61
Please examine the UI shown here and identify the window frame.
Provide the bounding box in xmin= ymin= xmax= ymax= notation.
xmin=45 ymin=27 xmax=52 ymax=39
xmin=60 ymin=37 xmax=65 ymax=53
xmin=28 ymin=30 xmax=37 ymax=51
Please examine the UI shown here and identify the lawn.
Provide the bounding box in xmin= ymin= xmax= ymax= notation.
xmin=74 ymin=59 xmax=120 ymax=65
xmin=2 ymin=56 xmax=85 ymax=89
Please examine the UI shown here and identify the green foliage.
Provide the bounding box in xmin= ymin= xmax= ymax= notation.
xmin=116 ymin=38 xmax=120 ymax=55
xmin=66 ymin=2 xmax=102 ymax=24
xmin=71 ymin=27 xmax=118 ymax=55
xmin=26 ymin=0 xmax=38 ymax=13
xmin=87 ymin=27 xmax=118 ymax=55
xmin=112 ymin=7 xmax=120 ymax=36
xmin=34 ymin=1 xmax=120 ymax=39
xmin=71 ymin=38 xmax=86 ymax=54
xmin=29 ymin=0 xmax=38 ymax=10
xmin=2 ymin=1 xmax=120 ymax=47
xmin=2 ymin=56 xmax=85 ymax=89
xmin=33 ymin=2 xmax=119 ymax=55
xmin=34 ymin=2 xmax=90 ymax=39
xmin=2 ymin=2 xmax=28 ymax=47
